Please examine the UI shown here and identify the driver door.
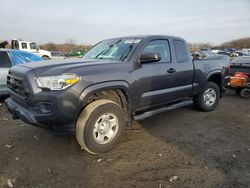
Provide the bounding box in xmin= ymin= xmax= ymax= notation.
xmin=132 ymin=39 xmax=177 ymax=108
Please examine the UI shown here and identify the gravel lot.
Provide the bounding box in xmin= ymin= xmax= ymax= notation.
xmin=0 ymin=90 xmax=249 ymax=188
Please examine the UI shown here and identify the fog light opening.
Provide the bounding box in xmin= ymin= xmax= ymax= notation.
xmin=39 ymin=103 xmax=52 ymax=114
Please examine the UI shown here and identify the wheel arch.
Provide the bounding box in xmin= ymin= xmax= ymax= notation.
xmin=207 ymin=71 xmax=223 ymax=97
xmin=42 ymin=55 xmax=50 ymax=60
xmin=79 ymin=81 xmax=132 ymax=121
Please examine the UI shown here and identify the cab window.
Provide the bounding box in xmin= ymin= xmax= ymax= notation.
xmin=141 ymin=40 xmax=171 ymax=63
xmin=30 ymin=43 xmax=37 ymax=50
xmin=21 ymin=43 xmax=27 ymax=49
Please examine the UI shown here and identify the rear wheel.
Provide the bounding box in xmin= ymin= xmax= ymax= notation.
xmin=76 ymin=99 xmax=126 ymax=154
xmin=240 ymin=88 xmax=250 ymax=98
xmin=193 ymin=82 xmax=220 ymax=112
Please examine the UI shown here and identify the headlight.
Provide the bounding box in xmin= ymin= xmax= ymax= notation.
xmin=36 ymin=74 xmax=80 ymax=90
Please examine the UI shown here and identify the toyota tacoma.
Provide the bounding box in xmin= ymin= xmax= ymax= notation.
xmin=5 ymin=35 xmax=229 ymax=154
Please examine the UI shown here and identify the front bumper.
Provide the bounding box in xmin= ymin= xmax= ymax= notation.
xmin=5 ymin=65 xmax=88 ymax=135
xmin=5 ymin=97 xmax=46 ymax=127
xmin=0 ymin=87 xmax=9 ymax=96
xmin=5 ymin=89 xmax=83 ymax=135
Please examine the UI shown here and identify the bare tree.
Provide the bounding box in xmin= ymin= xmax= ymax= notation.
xmin=66 ymin=39 xmax=76 ymax=45
xmin=219 ymin=38 xmax=250 ymax=49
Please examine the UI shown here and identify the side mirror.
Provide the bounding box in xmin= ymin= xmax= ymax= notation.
xmin=139 ymin=53 xmax=161 ymax=64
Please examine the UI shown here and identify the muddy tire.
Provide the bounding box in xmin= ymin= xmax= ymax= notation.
xmin=193 ymin=82 xmax=220 ymax=112
xmin=240 ymin=88 xmax=250 ymax=98
xmin=76 ymin=99 xmax=126 ymax=154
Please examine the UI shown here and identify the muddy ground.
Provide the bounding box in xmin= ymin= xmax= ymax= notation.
xmin=0 ymin=90 xmax=249 ymax=188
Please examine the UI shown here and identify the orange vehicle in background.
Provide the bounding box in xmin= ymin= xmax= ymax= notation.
xmin=228 ymin=57 xmax=250 ymax=98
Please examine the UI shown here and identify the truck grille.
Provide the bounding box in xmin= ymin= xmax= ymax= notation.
xmin=7 ymin=74 xmax=30 ymax=98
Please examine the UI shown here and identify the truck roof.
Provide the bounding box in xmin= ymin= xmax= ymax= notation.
xmin=12 ymin=39 xmax=35 ymax=43
xmin=107 ymin=35 xmax=185 ymax=41
xmin=18 ymin=41 xmax=34 ymax=43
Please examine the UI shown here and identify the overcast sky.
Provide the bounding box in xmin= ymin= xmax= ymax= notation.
xmin=1 ymin=0 xmax=250 ymax=45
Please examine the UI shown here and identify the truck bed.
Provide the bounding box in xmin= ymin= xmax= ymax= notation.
xmin=194 ymin=55 xmax=230 ymax=70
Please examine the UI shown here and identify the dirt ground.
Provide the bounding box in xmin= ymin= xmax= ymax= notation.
xmin=0 ymin=90 xmax=249 ymax=188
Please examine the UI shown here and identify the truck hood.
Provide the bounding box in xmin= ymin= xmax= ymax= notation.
xmin=17 ymin=58 xmax=122 ymax=76
xmin=38 ymin=49 xmax=51 ymax=56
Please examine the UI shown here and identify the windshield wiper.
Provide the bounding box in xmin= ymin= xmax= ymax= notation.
xmin=119 ymin=44 xmax=134 ymax=61
xmin=95 ymin=39 xmax=122 ymax=59
xmin=94 ymin=49 xmax=106 ymax=59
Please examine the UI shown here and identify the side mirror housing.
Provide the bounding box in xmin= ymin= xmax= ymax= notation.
xmin=139 ymin=53 xmax=161 ymax=64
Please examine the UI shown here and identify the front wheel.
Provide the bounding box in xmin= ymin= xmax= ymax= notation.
xmin=193 ymin=82 xmax=220 ymax=112
xmin=76 ymin=99 xmax=126 ymax=154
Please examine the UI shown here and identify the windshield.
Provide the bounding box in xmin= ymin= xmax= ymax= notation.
xmin=30 ymin=42 xmax=37 ymax=50
xmin=82 ymin=38 xmax=141 ymax=61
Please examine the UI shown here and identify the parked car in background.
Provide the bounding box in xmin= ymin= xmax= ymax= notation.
xmin=235 ymin=50 xmax=250 ymax=57
xmin=0 ymin=49 xmax=43 ymax=96
xmin=217 ymin=50 xmax=232 ymax=56
xmin=11 ymin=39 xmax=52 ymax=60
xmin=242 ymin=48 xmax=250 ymax=54
xmin=211 ymin=48 xmax=246 ymax=57
xmin=230 ymin=56 xmax=250 ymax=66
xmin=51 ymin=51 xmax=67 ymax=60
xmin=67 ymin=51 xmax=86 ymax=58
xmin=227 ymin=57 xmax=250 ymax=98
xmin=200 ymin=48 xmax=215 ymax=56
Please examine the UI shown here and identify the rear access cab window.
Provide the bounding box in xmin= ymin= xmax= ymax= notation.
xmin=173 ymin=40 xmax=189 ymax=63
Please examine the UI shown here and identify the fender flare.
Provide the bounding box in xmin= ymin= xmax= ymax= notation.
xmin=206 ymin=69 xmax=223 ymax=97
xmin=206 ymin=69 xmax=222 ymax=81
xmin=79 ymin=81 xmax=132 ymax=106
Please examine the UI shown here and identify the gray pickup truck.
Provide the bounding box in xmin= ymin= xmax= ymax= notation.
xmin=5 ymin=35 xmax=229 ymax=154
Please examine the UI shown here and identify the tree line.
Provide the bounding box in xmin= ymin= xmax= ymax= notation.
xmin=38 ymin=37 xmax=250 ymax=53
xmin=188 ymin=37 xmax=250 ymax=51
xmin=39 ymin=42 xmax=92 ymax=53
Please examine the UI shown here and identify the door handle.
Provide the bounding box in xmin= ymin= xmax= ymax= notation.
xmin=167 ymin=68 xmax=176 ymax=73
